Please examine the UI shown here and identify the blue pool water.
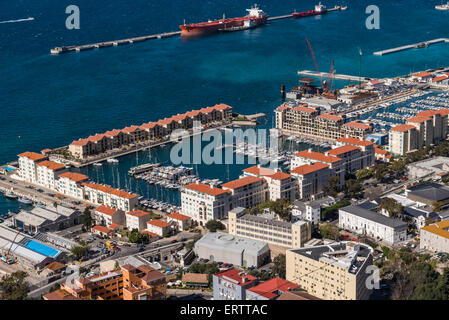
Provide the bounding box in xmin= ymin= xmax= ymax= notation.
xmin=24 ymin=240 xmax=60 ymax=258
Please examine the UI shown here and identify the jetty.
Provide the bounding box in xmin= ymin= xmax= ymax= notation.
xmin=373 ymin=38 xmax=449 ymax=56
xmin=297 ymin=70 xmax=370 ymax=82
xmin=50 ymin=6 xmax=346 ymax=55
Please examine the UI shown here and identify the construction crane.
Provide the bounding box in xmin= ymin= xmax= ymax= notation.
xmin=305 ymin=37 xmax=323 ymax=89
xmin=323 ymin=59 xmax=334 ymax=93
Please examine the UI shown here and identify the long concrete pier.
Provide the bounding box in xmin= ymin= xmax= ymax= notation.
xmin=50 ymin=6 xmax=346 ymax=55
xmin=297 ymin=70 xmax=370 ymax=82
xmin=373 ymin=38 xmax=449 ymax=56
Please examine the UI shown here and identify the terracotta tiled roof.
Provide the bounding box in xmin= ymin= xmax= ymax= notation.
xmin=147 ymin=219 xmax=171 ymax=228
xmin=327 ymin=145 xmax=361 ymax=156
xmin=44 ymin=289 xmax=80 ymax=300
xmin=374 ymin=147 xmax=388 ymax=155
xmin=343 ymin=121 xmax=371 ymax=130
xmin=45 ymin=261 xmax=66 ymax=272
xmin=184 ymin=183 xmax=230 ymax=196
xmin=82 ymin=182 xmax=138 ymax=199
xmin=292 ymin=106 xmax=317 ymax=113
xmin=214 ymin=269 xmax=257 ymax=286
xmin=336 ymin=137 xmax=374 ymax=147
xmin=91 ymin=225 xmax=113 ymax=234
xmin=126 ymin=210 xmax=150 ymax=218
xmin=221 ymin=176 xmax=265 ymax=190
xmin=295 ymin=150 xmax=342 ymax=163
xmin=96 ymin=205 xmax=117 ymax=216
xmin=36 ymin=160 xmax=66 ymax=171
xmin=267 ymin=171 xmax=292 ymax=180
xmin=167 ymin=212 xmax=191 ymax=221
xmin=141 ymin=230 xmax=159 ymax=238
xmin=182 ymin=273 xmax=209 ymax=284
xmin=18 ymin=151 xmax=47 ymax=161
xmin=290 ymin=162 xmax=329 ymax=175
xmin=390 ymin=124 xmax=416 ymax=132
xmin=58 ymin=172 xmax=89 ymax=182
xmin=407 ymin=116 xmax=432 ymax=123
xmin=243 ymin=165 xmax=275 ymax=176
xmin=413 ymin=71 xmax=432 ymax=77
xmin=432 ymin=75 xmax=448 ymax=82
xmin=247 ymin=278 xmax=299 ymax=299
xmin=317 ymin=113 xmax=343 ymax=121
xmin=41 ymin=148 xmax=52 ymax=153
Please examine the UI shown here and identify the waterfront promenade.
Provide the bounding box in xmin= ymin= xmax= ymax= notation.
xmin=373 ymin=38 xmax=449 ymax=56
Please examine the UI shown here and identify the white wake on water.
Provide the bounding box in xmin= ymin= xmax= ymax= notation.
xmin=0 ymin=17 xmax=34 ymax=24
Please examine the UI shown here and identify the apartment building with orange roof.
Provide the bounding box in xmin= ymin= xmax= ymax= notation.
xmin=17 ymin=151 xmax=48 ymax=184
xmin=125 ymin=210 xmax=152 ymax=232
xmin=241 ymin=165 xmax=297 ymax=201
xmin=275 ymin=103 xmax=372 ymax=141
xmin=82 ymin=182 xmax=138 ymax=212
xmin=181 ymin=181 xmax=232 ymax=225
xmin=290 ymin=162 xmax=332 ymax=200
xmin=420 ymin=220 xmax=449 ymax=253
xmin=146 ymin=219 xmax=172 ymax=236
xmin=68 ymin=104 xmax=232 ymax=159
xmin=388 ymin=124 xmax=419 ymax=156
xmin=416 ymin=109 xmax=449 ymax=142
xmin=222 ymin=176 xmax=269 ymax=210
xmin=166 ymin=212 xmax=192 ymax=231
xmin=53 ymin=264 xmax=166 ymax=300
xmin=93 ymin=205 xmax=125 ymax=227
xmin=56 ymin=172 xmax=89 ymax=199
xmin=36 ymin=160 xmax=68 ymax=190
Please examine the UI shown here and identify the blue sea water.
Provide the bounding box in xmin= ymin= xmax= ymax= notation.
xmin=1 ymin=0 xmax=449 ymax=212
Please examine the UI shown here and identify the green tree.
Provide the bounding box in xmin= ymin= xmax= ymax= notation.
xmin=81 ymin=208 xmax=92 ymax=231
xmin=380 ymin=198 xmax=404 ymax=218
xmin=321 ymin=200 xmax=351 ymax=221
xmin=272 ymin=254 xmax=286 ymax=279
xmin=345 ymin=179 xmax=363 ymax=199
xmin=71 ymin=244 xmax=90 ymax=259
xmin=205 ymin=220 xmax=226 ymax=233
xmin=319 ymin=224 xmax=340 ymax=240
xmin=268 ymin=198 xmax=293 ymax=221
xmin=324 ymin=176 xmax=341 ymax=197
xmin=0 ymin=271 xmax=29 ymax=300
xmin=128 ymin=229 xmax=149 ymax=244
xmin=374 ymin=163 xmax=389 ymax=182
xmin=355 ymin=168 xmax=374 ymax=180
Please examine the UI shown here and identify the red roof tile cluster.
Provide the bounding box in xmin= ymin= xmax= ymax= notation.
xmin=267 ymin=171 xmax=292 ymax=180
xmin=247 ymin=278 xmax=299 ymax=299
xmin=18 ymin=151 xmax=47 ymax=162
xmin=327 ymin=145 xmax=361 ymax=156
xmin=407 ymin=116 xmax=431 ymax=123
xmin=336 ymin=137 xmax=374 ymax=147
xmin=140 ymin=230 xmax=159 ymax=238
xmin=126 ymin=210 xmax=150 ymax=218
xmin=167 ymin=212 xmax=191 ymax=221
xmin=36 ymin=160 xmax=66 ymax=171
xmin=96 ymin=205 xmax=117 ymax=216
xmin=82 ymin=182 xmax=138 ymax=199
xmin=290 ymin=162 xmax=329 ymax=175
xmin=58 ymin=172 xmax=89 ymax=182
xmin=432 ymin=75 xmax=448 ymax=82
xmin=242 ymin=166 xmax=291 ymax=180
xmin=147 ymin=219 xmax=171 ymax=228
xmin=416 ymin=109 xmax=449 ymax=117
xmin=390 ymin=124 xmax=416 ymax=132
xmin=343 ymin=121 xmax=371 ymax=130
xmin=214 ymin=269 xmax=258 ymax=286
xmin=184 ymin=182 xmax=231 ymax=196
xmin=92 ymin=225 xmax=113 ymax=234
xmin=292 ymin=106 xmax=318 ymax=113
xmin=295 ymin=150 xmax=342 ymax=163
xmin=413 ymin=72 xmax=432 ymax=77
xmin=317 ymin=113 xmax=343 ymax=121
xmin=221 ymin=175 xmax=265 ymax=190
xmin=375 ymin=148 xmax=388 ymax=155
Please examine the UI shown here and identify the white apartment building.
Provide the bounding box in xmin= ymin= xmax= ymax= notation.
xmin=420 ymin=220 xmax=449 ymax=253
xmin=181 ymin=182 xmax=231 ymax=225
xmin=292 ymin=200 xmax=321 ymax=225
xmin=228 ymin=207 xmax=312 ymax=249
xmin=36 ymin=160 xmax=67 ymax=190
xmin=93 ymin=205 xmax=126 ymax=227
xmin=290 ymin=162 xmax=332 ymax=200
xmin=389 ymin=124 xmax=418 ymax=156
xmin=82 ymin=182 xmax=138 ymax=212
xmin=333 ymin=137 xmax=375 ymax=171
xmin=338 ymin=205 xmax=407 ymax=245
xmin=56 ymin=172 xmax=89 ymax=199
xmin=146 ymin=220 xmax=172 ymax=237
xmin=166 ymin=212 xmax=192 ymax=231
xmin=126 ymin=210 xmax=151 ymax=232
xmin=222 ymin=176 xmax=268 ymax=209
xmin=17 ymin=152 xmax=48 ymax=184
xmin=241 ymin=165 xmax=296 ymax=201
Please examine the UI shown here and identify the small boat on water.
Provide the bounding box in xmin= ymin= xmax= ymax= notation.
xmin=4 ymin=191 xmax=18 ymax=200
xmin=93 ymin=162 xmax=103 ymax=167
xmin=107 ymin=158 xmax=119 ymax=163
xmin=18 ymin=197 xmax=33 ymax=205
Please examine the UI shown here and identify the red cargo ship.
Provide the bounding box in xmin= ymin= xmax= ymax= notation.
xmin=180 ymin=4 xmax=268 ymax=37
xmin=292 ymin=2 xmax=327 ymax=18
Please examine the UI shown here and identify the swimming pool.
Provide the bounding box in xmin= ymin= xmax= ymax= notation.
xmin=24 ymin=240 xmax=60 ymax=258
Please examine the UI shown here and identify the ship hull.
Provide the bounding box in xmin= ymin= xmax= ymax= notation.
xmin=292 ymin=10 xmax=326 ymax=18
xmin=180 ymin=16 xmax=268 ymax=37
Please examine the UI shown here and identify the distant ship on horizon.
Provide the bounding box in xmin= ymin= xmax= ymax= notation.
xmin=435 ymin=2 xmax=449 ymax=10
xmin=180 ymin=4 xmax=269 ymax=37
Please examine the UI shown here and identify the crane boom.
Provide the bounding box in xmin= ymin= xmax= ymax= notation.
xmin=305 ymin=37 xmax=323 ymax=88
xmin=324 ymin=59 xmax=334 ymax=92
